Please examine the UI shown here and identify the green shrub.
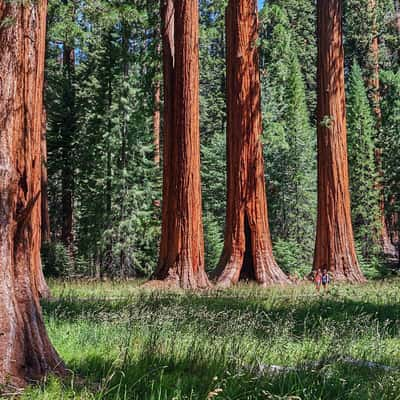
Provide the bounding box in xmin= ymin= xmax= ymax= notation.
xmin=204 ymin=213 xmax=224 ymax=272
xmin=41 ymin=241 xmax=73 ymax=278
xmin=273 ymin=238 xmax=310 ymax=277
xmin=355 ymin=241 xmax=386 ymax=280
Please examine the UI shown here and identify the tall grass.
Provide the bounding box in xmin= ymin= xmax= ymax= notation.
xmin=21 ymin=279 xmax=400 ymax=399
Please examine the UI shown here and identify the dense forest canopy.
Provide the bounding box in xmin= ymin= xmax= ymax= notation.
xmin=42 ymin=0 xmax=399 ymax=280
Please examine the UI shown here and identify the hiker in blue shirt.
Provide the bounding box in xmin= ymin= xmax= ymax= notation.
xmin=321 ymin=268 xmax=330 ymax=292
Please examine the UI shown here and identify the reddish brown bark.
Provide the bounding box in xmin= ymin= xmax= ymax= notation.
xmin=0 ymin=0 xmax=65 ymax=387
xmin=41 ymin=107 xmax=51 ymax=243
xmin=153 ymin=81 xmax=161 ymax=166
xmin=153 ymin=0 xmax=209 ymax=288
xmin=313 ymin=0 xmax=365 ymax=282
xmin=367 ymin=0 xmax=397 ymax=256
xmin=215 ymin=0 xmax=289 ymax=287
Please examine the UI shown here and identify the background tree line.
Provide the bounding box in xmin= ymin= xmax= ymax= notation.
xmin=43 ymin=0 xmax=400 ymax=280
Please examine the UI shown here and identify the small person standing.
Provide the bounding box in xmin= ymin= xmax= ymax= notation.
xmin=314 ymin=268 xmax=322 ymax=293
xmin=322 ymin=268 xmax=330 ymax=292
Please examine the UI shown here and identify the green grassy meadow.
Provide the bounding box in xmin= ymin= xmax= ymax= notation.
xmin=20 ymin=279 xmax=400 ymax=399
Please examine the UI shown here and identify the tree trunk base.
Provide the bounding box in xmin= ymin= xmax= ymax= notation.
xmin=0 ymin=299 xmax=67 ymax=388
xmin=329 ymin=271 xmax=367 ymax=283
xmin=150 ymin=259 xmax=211 ymax=290
xmin=215 ymin=251 xmax=290 ymax=288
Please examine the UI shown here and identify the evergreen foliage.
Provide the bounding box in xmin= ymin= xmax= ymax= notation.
xmin=45 ymin=0 xmax=161 ymax=277
xmin=259 ymin=4 xmax=316 ymax=267
xmin=347 ymin=61 xmax=381 ymax=260
xmin=267 ymin=0 xmax=317 ymax=114
xmin=381 ymin=70 xmax=400 ymax=243
xmin=199 ymin=0 xmax=227 ymax=269
xmin=42 ymin=0 xmax=399 ymax=278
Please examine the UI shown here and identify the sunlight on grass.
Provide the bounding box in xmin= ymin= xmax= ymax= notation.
xmin=21 ymin=279 xmax=400 ymax=399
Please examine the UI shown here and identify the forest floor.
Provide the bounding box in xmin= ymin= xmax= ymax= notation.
xmin=20 ymin=279 xmax=400 ymax=400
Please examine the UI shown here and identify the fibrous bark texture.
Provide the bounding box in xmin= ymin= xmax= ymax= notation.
xmin=154 ymin=0 xmax=209 ymax=289
xmin=314 ymin=0 xmax=365 ymax=282
xmin=215 ymin=0 xmax=289 ymax=288
xmin=0 ymin=0 xmax=64 ymax=387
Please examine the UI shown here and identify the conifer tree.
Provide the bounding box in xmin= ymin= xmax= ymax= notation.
xmin=259 ymin=5 xmax=316 ymax=272
xmin=347 ymin=61 xmax=381 ymax=259
xmin=381 ymin=71 xmax=400 ymax=246
xmin=265 ymin=0 xmax=317 ymax=113
xmin=314 ymin=0 xmax=365 ymax=282
xmin=199 ymin=0 xmax=227 ymax=268
xmin=155 ymin=0 xmax=210 ymax=288
xmin=0 ymin=0 xmax=65 ymax=385
xmin=45 ymin=1 xmax=161 ymax=277
xmin=215 ymin=0 xmax=289 ymax=286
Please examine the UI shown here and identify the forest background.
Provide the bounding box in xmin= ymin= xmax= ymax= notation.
xmin=43 ymin=0 xmax=400 ymax=280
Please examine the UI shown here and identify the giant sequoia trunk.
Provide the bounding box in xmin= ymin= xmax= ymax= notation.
xmin=215 ymin=0 xmax=289 ymax=287
xmin=367 ymin=0 xmax=397 ymax=257
xmin=0 ymin=0 xmax=65 ymax=386
xmin=314 ymin=0 xmax=365 ymax=282
xmin=153 ymin=0 xmax=209 ymax=288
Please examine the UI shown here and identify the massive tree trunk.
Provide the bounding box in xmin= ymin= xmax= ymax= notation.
xmin=367 ymin=0 xmax=397 ymax=257
xmin=314 ymin=0 xmax=365 ymax=282
xmin=153 ymin=0 xmax=209 ymax=289
xmin=0 ymin=0 xmax=65 ymax=387
xmin=215 ymin=0 xmax=289 ymax=287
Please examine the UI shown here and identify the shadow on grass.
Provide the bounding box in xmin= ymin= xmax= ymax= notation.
xmin=42 ymin=288 xmax=400 ymax=340
xmin=33 ymin=346 xmax=400 ymax=400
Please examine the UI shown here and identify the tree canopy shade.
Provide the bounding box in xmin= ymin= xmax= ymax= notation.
xmin=214 ymin=0 xmax=289 ymax=287
xmin=0 ymin=0 xmax=65 ymax=386
xmin=313 ymin=0 xmax=365 ymax=282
